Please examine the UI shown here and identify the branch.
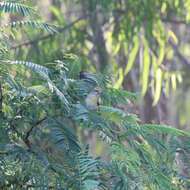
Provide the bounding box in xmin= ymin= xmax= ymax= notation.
xmin=24 ymin=116 xmax=47 ymax=147
xmin=161 ymin=18 xmax=188 ymax=25
xmin=169 ymin=39 xmax=190 ymax=68
xmin=11 ymin=16 xmax=85 ymax=49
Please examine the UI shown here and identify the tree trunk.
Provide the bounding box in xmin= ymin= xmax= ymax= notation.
xmin=84 ymin=0 xmax=109 ymax=71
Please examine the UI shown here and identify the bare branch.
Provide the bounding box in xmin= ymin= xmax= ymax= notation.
xmin=11 ymin=16 xmax=85 ymax=49
xmin=24 ymin=116 xmax=47 ymax=147
xmin=161 ymin=18 xmax=188 ymax=25
xmin=169 ymin=40 xmax=190 ymax=68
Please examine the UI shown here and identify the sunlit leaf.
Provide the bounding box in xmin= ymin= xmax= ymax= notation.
xmin=114 ymin=68 xmax=124 ymax=89
xmin=171 ymin=73 xmax=177 ymax=91
xmin=153 ymin=68 xmax=162 ymax=105
xmin=168 ymin=30 xmax=178 ymax=45
xmin=124 ymin=36 xmax=139 ymax=75
xmin=142 ymin=40 xmax=150 ymax=96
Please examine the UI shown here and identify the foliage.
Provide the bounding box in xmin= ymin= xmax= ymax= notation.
xmin=0 ymin=1 xmax=190 ymax=190
xmin=1 ymin=54 xmax=190 ymax=189
xmin=13 ymin=0 xmax=190 ymax=104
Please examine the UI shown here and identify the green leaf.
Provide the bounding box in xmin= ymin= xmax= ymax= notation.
xmin=83 ymin=179 xmax=99 ymax=190
xmin=153 ymin=68 xmax=162 ymax=105
xmin=141 ymin=41 xmax=150 ymax=96
xmin=99 ymin=105 xmax=127 ymax=123
xmin=4 ymin=60 xmax=70 ymax=111
xmin=4 ymin=60 xmax=49 ymax=77
xmin=171 ymin=73 xmax=177 ymax=91
xmin=0 ymin=2 xmax=34 ymax=16
xmin=142 ymin=124 xmax=190 ymax=136
xmin=114 ymin=68 xmax=124 ymax=89
xmin=4 ymin=21 xmax=57 ymax=34
xmin=124 ymin=36 xmax=139 ymax=75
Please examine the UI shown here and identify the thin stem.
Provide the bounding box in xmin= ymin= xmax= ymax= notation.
xmin=24 ymin=116 xmax=47 ymax=147
xmin=11 ymin=16 xmax=85 ymax=49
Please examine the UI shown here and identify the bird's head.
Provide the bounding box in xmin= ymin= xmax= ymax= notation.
xmin=93 ymin=87 xmax=102 ymax=95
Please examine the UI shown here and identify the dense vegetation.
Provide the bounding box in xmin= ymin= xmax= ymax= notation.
xmin=0 ymin=0 xmax=190 ymax=189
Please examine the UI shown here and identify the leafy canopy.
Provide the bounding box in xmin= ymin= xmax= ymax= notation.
xmin=0 ymin=1 xmax=189 ymax=190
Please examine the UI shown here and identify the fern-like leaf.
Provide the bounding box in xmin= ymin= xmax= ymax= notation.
xmin=0 ymin=1 xmax=34 ymax=16
xmin=3 ymin=20 xmax=58 ymax=34
xmin=4 ymin=60 xmax=49 ymax=76
xmin=142 ymin=124 xmax=190 ymax=136
xmin=75 ymin=150 xmax=100 ymax=190
xmin=4 ymin=60 xmax=70 ymax=110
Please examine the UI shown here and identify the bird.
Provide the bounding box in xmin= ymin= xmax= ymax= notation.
xmin=79 ymin=71 xmax=98 ymax=85
xmin=85 ymin=87 xmax=101 ymax=110
xmin=79 ymin=71 xmax=89 ymax=80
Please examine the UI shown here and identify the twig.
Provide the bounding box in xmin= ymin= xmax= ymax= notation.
xmin=11 ymin=16 xmax=85 ymax=49
xmin=161 ymin=18 xmax=188 ymax=25
xmin=24 ymin=116 xmax=47 ymax=147
xmin=169 ymin=39 xmax=190 ymax=68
